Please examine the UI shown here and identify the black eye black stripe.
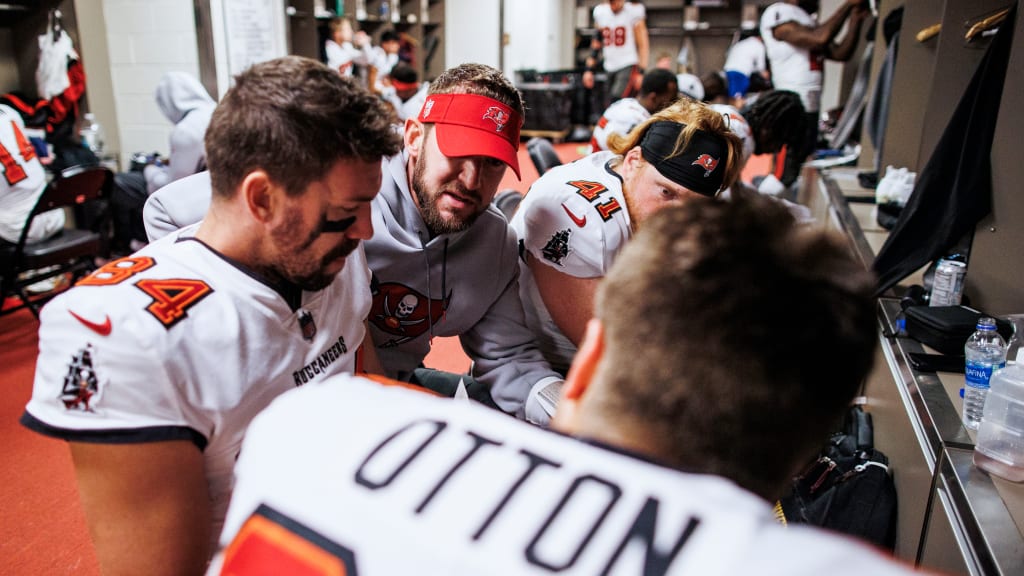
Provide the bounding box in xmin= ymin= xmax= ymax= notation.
xmin=322 ymin=216 xmax=356 ymax=233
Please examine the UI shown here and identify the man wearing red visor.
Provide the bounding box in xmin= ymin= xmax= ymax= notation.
xmin=364 ymin=62 xmax=564 ymax=416
xmin=510 ymin=98 xmax=743 ymax=425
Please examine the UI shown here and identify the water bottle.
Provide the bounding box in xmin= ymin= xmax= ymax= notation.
xmin=963 ymin=317 xmax=1007 ymax=430
xmin=974 ymin=348 xmax=1024 ymax=481
xmin=79 ymin=112 xmax=105 ymax=155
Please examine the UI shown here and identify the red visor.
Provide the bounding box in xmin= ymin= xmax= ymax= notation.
xmin=390 ymin=78 xmax=419 ymax=91
xmin=417 ymin=93 xmax=522 ymax=179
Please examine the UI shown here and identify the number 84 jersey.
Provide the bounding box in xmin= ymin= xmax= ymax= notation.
xmin=21 ymin=223 xmax=371 ymax=535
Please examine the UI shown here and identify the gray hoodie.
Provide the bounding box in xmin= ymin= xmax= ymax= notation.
xmin=144 ymin=72 xmax=216 ymax=194
xmin=365 ymin=152 xmax=562 ymax=414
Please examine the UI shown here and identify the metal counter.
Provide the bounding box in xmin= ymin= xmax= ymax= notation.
xmin=813 ymin=168 xmax=1024 ymax=575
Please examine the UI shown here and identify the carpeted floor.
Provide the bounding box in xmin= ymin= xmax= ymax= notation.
xmin=1 ymin=307 xmax=100 ymax=575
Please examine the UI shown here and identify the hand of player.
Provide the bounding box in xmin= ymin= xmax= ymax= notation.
xmin=582 ymin=70 xmax=594 ymax=89
xmin=354 ymin=30 xmax=370 ymax=47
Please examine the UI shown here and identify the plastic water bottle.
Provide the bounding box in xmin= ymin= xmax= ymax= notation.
xmin=79 ymin=112 xmax=105 ymax=155
xmin=963 ymin=317 xmax=1007 ymax=430
xmin=974 ymin=348 xmax=1024 ymax=481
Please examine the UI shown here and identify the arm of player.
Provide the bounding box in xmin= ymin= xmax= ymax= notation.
xmin=526 ymin=251 xmax=600 ymax=347
xmin=634 ymin=18 xmax=650 ymax=71
xmin=771 ymin=0 xmax=861 ymax=53
xmin=357 ymin=319 xmax=385 ymax=375
xmin=70 ymin=440 xmax=212 ymax=576
xmin=824 ymin=6 xmax=869 ymax=62
xmin=142 ymin=172 xmax=212 ymax=241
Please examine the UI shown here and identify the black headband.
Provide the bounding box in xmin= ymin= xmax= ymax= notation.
xmin=639 ymin=121 xmax=728 ymax=197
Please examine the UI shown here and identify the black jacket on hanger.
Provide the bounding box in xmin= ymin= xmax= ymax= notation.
xmin=873 ymin=6 xmax=1016 ymax=295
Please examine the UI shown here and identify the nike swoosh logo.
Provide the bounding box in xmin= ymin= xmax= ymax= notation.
xmin=69 ymin=310 xmax=112 ymax=336
xmin=561 ymin=203 xmax=587 ymax=227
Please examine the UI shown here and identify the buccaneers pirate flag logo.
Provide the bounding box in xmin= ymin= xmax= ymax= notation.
xmin=369 ymin=275 xmax=451 ymax=348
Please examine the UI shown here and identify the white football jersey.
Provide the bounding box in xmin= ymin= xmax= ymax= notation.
xmin=761 ymin=2 xmax=823 ymax=111
xmin=590 ymin=98 xmax=650 ymax=153
xmin=724 ymin=36 xmax=767 ymax=77
xmin=211 ymin=375 xmax=921 ymax=575
xmin=710 ymin=103 xmax=755 ymax=165
xmin=0 ymin=104 xmax=61 ymax=243
xmin=22 ymin=223 xmax=372 ymax=541
xmin=593 ymin=2 xmax=646 ymax=73
xmin=510 ymin=152 xmax=631 ymax=373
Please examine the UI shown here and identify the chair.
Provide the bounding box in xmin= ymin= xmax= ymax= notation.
xmin=526 ymin=137 xmax=563 ymax=176
xmin=0 ymin=165 xmax=113 ymax=319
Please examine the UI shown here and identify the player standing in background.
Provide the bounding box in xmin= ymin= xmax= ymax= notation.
xmin=20 ymin=56 xmax=401 ymax=576
xmin=208 ymin=195 xmax=924 ymax=576
xmin=325 ymin=16 xmax=373 ymax=79
xmin=589 ymin=68 xmax=678 ymax=153
xmin=760 ymin=0 xmax=870 ymax=186
xmin=582 ymin=0 xmax=649 ymax=101
xmin=511 ymin=98 xmax=742 ymax=423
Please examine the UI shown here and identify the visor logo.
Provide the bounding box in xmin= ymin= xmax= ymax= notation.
xmin=422 ymin=99 xmax=435 ymax=118
xmin=692 ymin=154 xmax=719 ymax=177
xmin=482 ymin=106 xmax=510 ymax=131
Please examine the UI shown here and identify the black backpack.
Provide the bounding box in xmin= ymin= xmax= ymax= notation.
xmin=778 ymin=406 xmax=898 ymax=550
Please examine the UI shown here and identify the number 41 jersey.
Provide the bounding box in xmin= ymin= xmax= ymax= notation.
xmin=21 ymin=223 xmax=371 ymax=538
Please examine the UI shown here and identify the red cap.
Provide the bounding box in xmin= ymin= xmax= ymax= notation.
xmin=417 ymin=93 xmax=522 ymax=179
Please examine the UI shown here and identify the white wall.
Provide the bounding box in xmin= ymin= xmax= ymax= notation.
xmin=503 ymin=0 xmax=575 ymax=78
xmin=445 ymin=0 xmax=500 ymax=68
xmin=77 ymin=0 xmax=202 ymax=167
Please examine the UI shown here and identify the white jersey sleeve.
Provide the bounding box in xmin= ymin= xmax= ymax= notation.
xmin=514 ymin=153 xmax=631 ymax=279
xmin=589 ymin=98 xmax=650 ymax=153
xmin=710 ymin=103 xmax=755 ymax=165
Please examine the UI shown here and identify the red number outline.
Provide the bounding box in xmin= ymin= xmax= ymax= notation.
xmin=220 ymin=504 xmax=358 ymax=576
xmin=134 ymin=278 xmax=213 ymax=328
xmin=0 ymin=120 xmax=35 ymax=185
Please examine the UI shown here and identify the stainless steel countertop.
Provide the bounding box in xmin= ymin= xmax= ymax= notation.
xmin=819 ymin=168 xmax=1024 ymax=575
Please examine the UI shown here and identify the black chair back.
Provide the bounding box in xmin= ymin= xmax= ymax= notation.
xmin=1 ymin=165 xmax=113 ymax=319
xmin=527 ymin=137 xmax=563 ymax=176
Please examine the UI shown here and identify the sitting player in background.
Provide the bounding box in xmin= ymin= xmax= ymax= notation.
xmin=710 ymin=91 xmax=812 ymax=223
xmin=589 ymin=68 xmax=678 ymax=153
xmin=512 ymin=98 xmax=742 ymax=419
xmin=209 ymin=195 xmax=923 ymax=576
xmin=110 ymin=71 xmax=216 ymax=253
xmin=724 ymin=28 xmax=770 ymax=106
xmin=380 ymin=63 xmax=429 ymax=122
xmin=368 ymin=30 xmax=403 ymax=95
xmin=0 ymin=103 xmax=62 ymax=246
xmin=710 ymin=89 xmax=806 ymax=194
